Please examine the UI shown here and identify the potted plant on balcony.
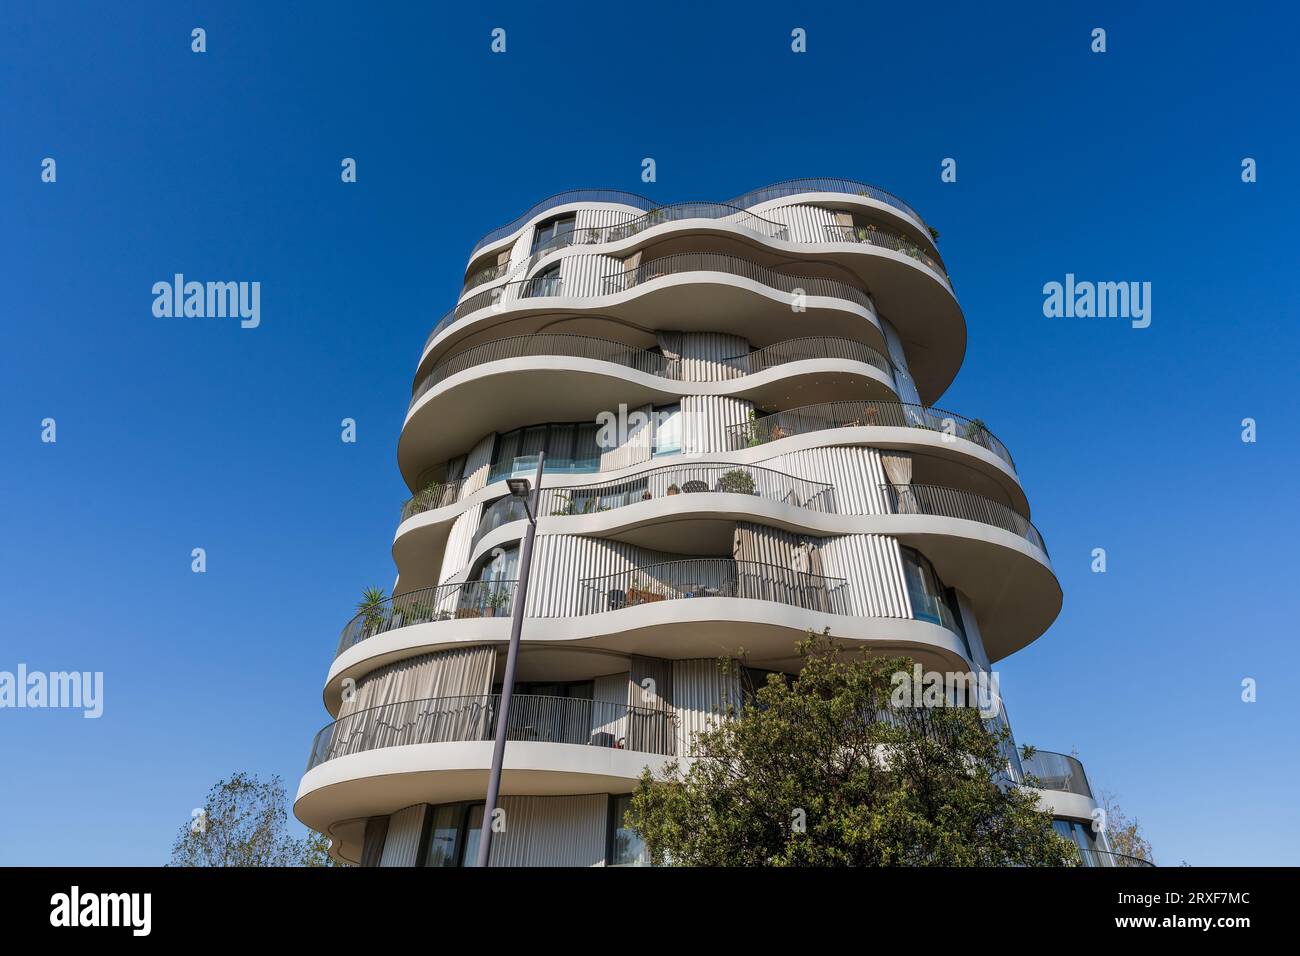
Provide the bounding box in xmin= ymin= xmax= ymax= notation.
xmin=666 ymin=483 xmax=680 ymax=496
xmin=550 ymin=492 xmax=573 ymax=516
xmin=356 ymin=586 xmax=389 ymax=637
xmin=717 ymin=469 xmax=757 ymax=496
xmin=743 ymin=409 xmax=763 ymax=448
xmin=485 ymin=588 xmax=512 ymax=618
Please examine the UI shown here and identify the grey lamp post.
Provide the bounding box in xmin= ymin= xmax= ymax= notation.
xmin=475 ymin=451 xmax=544 ymax=867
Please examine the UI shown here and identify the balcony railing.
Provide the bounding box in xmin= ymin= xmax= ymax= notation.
xmin=727 ymin=178 xmax=929 ymax=230
xmin=336 ymin=580 xmax=518 ymax=657
xmin=824 ymin=224 xmax=947 ymax=280
xmin=1022 ymin=750 xmax=1093 ymax=797
xmin=400 ymin=477 xmax=468 ymax=522
xmin=723 ymin=336 xmax=893 ymax=378
xmin=531 ymin=202 xmax=790 ymax=257
xmin=540 ymin=462 xmax=836 ymax=516
xmin=426 ymin=273 xmax=568 ymax=350
xmin=306 ymin=692 xmax=677 ymax=771
xmin=410 ymin=333 xmax=896 ymax=412
xmin=602 ymin=252 xmax=875 ymax=313
xmin=433 ymin=246 xmax=889 ymax=352
xmin=577 ymin=558 xmax=851 ymax=616
xmin=462 ymin=258 xmax=515 ymax=293
xmin=880 ymin=483 xmax=1046 ymax=554
xmin=726 ymin=400 xmax=1015 ymax=471
xmin=1077 ymin=849 xmax=1156 ymax=868
xmin=410 ymin=333 xmax=682 ymax=409
xmin=465 ymin=462 xmax=832 ymax=550
xmin=469 ymin=189 xmax=658 ymax=259
xmin=465 ymin=180 xmax=931 ymax=261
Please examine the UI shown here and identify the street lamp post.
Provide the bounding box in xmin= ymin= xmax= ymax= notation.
xmin=475 ymin=451 xmax=545 ymax=867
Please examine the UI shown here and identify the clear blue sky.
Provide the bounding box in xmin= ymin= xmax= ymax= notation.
xmin=2 ymin=2 xmax=1296 ymax=866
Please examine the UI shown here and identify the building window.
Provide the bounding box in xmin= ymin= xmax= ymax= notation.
xmin=1052 ymin=817 xmax=1103 ymax=865
xmin=900 ymin=547 xmax=963 ymax=634
xmin=490 ymin=422 xmax=602 ymax=482
xmin=607 ymin=794 xmax=650 ymax=866
xmin=528 ymin=263 xmax=562 ymax=297
xmin=531 ymin=214 xmax=576 ymax=253
xmin=653 ymin=404 xmax=682 ymax=456
xmin=422 ymin=802 xmax=486 ymax=867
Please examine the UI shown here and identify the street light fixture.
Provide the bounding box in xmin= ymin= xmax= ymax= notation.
xmin=475 ymin=452 xmax=545 ymax=867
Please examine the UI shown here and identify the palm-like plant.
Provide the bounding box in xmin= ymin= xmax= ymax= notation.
xmin=356 ymin=586 xmax=390 ymax=634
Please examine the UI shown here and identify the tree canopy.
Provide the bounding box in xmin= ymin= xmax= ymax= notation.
xmin=626 ymin=635 xmax=1078 ymax=866
xmin=169 ymin=772 xmax=339 ymax=867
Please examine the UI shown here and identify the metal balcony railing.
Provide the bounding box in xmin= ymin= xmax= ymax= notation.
xmin=824 ymin=223 xmax=947 ymax=279
xmin=469 ymin=189 xmax=657 ymax=259
xmin=400 ymin=477 xmax=468 ymax=522
xmin=880 ymin=483 xmax=1046 ymax=554
xmin=410 ymin=333 xmax=895 ymax=411
xmin=577 ymin=558 xmax=851 ymax=617
xmin=540 ymin=462 xmax=836 ymax=517
xmin=462 ymin=258 xmax=515 ymax=293
xmin=465 ymin=180 xmax=932 ymax=261
xmin=306 ymin=692 xmax=677 ymax=770
xmin=463 ymin=464 xmax=835 ymax=554
xmin=723 ymin=336 xmax=893 ymax=378
xmin=529 ymin=202 xmax=790 ymax=257
xmin=1021 ymin=750 xmax=1093 ymax=797
xmin=425 ymin=273 xmax=567 ymax=350
xmin=409 ymin=333 xmax=682 ymax=409
xmin=726 ymin=178 xmax=930 ymax=230
xmin=726 ymin=400 xmax=1016 ymax=471
xmin=1076 ymin=849 xmax=1156 ymax=868
xmin=602 ymin=252 xmax=875 ymax=312
xmin=336 ymin=580 xmax=518 ymax=657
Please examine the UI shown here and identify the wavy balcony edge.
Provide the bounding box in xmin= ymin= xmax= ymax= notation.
xmin=466 ymin=178 xmax=936 ymax=262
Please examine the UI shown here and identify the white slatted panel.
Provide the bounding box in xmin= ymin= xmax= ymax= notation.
xmin=438 ymin=501 xmax=483 ymax=583
xmin=599 ymin=402 xmax=653 ymax=471
xmin=676 ymin=332 xmax=750 ymax=382
xmin=342 ymin=645 xmax=498 ymax=716
xmin=489 ymin=794 xmax=608 ymax=867
xmin=758 ymin=444 xmax=889 ymax=515
xmin=461 ymin=433 xmax=496 ymax=496
xmin=682 ymin=394 xmax=751 ymax=454
xmin=378 ymin=804 xmax=425 ymax=867
xmin=556 ymin=253 xmax=625 ymax=298
xmin=764 ymin=202 xmax=840 ymax=243
xmin=817 ymin=533 xmax=911 ymax=618
xmin=574 ymin=207 xmax=639 ymax=232
xmin=524 ymin=535 xmax=688 ymax=618
xmin=592 ymin=672 xmax=630 ymax=742
xmin=672 ymin=658 xmax=741 ymax=756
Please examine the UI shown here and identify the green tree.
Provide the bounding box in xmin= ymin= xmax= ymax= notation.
xmin=169 ymin=772 xmax=341 ymax=867
xmin=626 ymin=635 xmax=1077 ymax=866
xmin=1098 ymin=789 xmax=1155 ymax=864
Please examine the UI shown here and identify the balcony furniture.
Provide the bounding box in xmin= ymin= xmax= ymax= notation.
xmin=606 ymin=589 xmax=627 ymax=611
xmin=681 ymin=480 xmax=709 ymax=493
xmin=589 ymin=731 xmax=617 ymax=748
xmin=627 ymin=587 xmax=665 ymax=605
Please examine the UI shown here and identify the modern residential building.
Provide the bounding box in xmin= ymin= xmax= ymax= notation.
xmin=293 ymin=179 xmax=1146 ymax=867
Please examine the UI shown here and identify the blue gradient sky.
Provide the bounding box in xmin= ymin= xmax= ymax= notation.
xmin=2 ymin=2 xmax=1296 ymax=866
